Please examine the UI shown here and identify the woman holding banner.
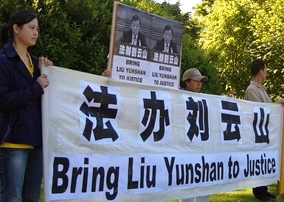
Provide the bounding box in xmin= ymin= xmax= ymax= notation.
xmin=0 ymin=9 xmax=52 ymax=201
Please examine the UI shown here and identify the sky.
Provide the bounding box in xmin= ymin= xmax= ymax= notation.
xmin=155 ymin=0 xmax=203 ymax=13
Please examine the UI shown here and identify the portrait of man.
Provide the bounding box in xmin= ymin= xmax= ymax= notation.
xmin=153 ymin=24 xmax=179 ymax=55
xmin=119 ymin=14 xmax=148 ymax=47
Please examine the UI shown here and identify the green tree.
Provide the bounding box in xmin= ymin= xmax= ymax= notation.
xmin=198 ymin=0 xmax=256 ymax=97
xmin=0 ymin=0 xmax=113 ymax=75
xmin=198 ymin=0 xmax=284 ymax=99
xmin=181 ymin=33 xmax=220 ymax=94
xmin=194 ymin=0 xmax=215 ymax=17
xmin=248 ymin=0 xmax=284 ymax=100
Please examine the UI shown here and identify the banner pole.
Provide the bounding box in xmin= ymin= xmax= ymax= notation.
xmin=277 ymin=107 xmax=284 ymax=199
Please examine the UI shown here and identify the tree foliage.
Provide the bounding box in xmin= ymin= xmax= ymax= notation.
xmin=197 ymin=0 xmax=284 ymax=100
xmin=0 ymin=0 xmax=113 ymax=75
xmin=194 ymin=0 xmax=215 ymax=17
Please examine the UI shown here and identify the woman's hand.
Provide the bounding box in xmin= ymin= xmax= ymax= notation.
xmin=39 ymin=57 xmax=53 ymax=68
xmin=102 ymin=69 xmax=112 ymax=78
xmin=37 ymin=74 xmax=49 ymax=88
xmin=277 ymin=98 xmax=284 ymax=107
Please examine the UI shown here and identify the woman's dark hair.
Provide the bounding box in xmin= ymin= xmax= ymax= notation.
xmin=0 ymin=9 xmax=37 ymax=44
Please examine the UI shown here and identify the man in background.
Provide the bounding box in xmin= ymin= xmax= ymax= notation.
xmin=153 ymin=24 xmax=179 ymax=55
xmin=119 ymin=14 xmax=148 ymax=47
xmin=245 ymin=59 xmax=284 ymax=201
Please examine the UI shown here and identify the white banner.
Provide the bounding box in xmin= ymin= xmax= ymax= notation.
xmin=42 ymin=66 xmax=283 ymax=202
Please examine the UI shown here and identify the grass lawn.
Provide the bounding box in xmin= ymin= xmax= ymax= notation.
xmin=209 ymin=184 xmax=280 ymax=201
xmin=210 ymin=189 xmax=258 ymax=201
xmin=40 ymin=184 xmax=283 ymax=201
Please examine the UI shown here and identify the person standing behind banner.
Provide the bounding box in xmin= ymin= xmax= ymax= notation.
xmin=0 ymin=9 xmax=53 ymax=202
xmin=119 ymin=14 xmax=148 ymax=47
xmin=153 ymin=24 xmax=179 ymax=55
xmin=181 ymin=68 xmax=208 ymax=92
xmin=244 ymin=59 xmax=284 ymax=201
xmin=180 ymin=68 xmax=209 ymax=202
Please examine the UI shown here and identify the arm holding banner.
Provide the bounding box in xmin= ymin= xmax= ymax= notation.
xmin=277 ymin=98 xmax=284 ymax=107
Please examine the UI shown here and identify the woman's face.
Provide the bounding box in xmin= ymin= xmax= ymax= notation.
xmin=14 ymin=18 xmax=39 ymax=47
xmin=186 ymin=79 xmax=203 ymax=93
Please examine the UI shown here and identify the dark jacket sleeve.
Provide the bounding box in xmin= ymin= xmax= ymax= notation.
xmin=0 ymin=54 xmax=44 ymax=111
